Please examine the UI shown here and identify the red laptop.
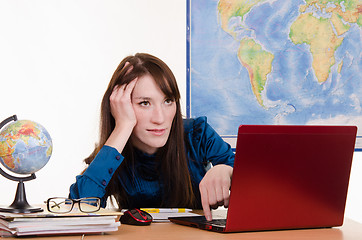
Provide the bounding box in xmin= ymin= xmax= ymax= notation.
xmin=169 ymin=125 xmax=357 ymax=232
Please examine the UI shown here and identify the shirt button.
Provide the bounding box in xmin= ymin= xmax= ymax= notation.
xmin=108 ymin=168 xmax=113 ymax=174
xmin=102 ymin=180 xmax=107 ymax=186
xmin=116 ymin=155 xmax=121 ymax=160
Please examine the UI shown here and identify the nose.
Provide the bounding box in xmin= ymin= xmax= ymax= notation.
xmin=151 ymin=105 xmax=165 ymax=124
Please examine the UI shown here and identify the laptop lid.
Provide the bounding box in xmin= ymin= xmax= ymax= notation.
xmin=225 ymin=125 xmax=357 ymax=232
xmin=169 ymin=125 xmax=357 ymax=233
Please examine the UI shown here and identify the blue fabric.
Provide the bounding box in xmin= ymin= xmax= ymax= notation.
xmin=69 ymin=117 xmax=234 ymax=208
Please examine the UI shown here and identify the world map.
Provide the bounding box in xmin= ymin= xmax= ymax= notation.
xmin=188 ymin=0 xmax=362 ymax=147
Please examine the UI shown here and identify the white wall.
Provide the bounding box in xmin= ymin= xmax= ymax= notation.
xmin=0 ymin=0 xmax=186 ymax=207
xmin=0 ymin=0 xmax=361 ymax=224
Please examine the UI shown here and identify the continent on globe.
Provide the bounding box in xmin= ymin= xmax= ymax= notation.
xmin=0 ymin=120 xmax=52 ymax=175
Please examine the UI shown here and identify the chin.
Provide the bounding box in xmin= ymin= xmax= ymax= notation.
xmin=149 ymin=138 xmax=169 ymax=148
xmin=133 ymin=134 xmax=170 ymax=153
xmin=152 ymin=141 xmax=168 ymax=149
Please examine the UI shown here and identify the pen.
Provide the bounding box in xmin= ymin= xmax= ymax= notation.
xmin=140 ymin=208 xmax=192 ymax=213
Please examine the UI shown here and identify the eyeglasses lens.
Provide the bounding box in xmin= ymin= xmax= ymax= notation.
xmin=79 ymin=198 xmax=100 ymax=212
xmin=48 ymin=198 xmax=73 ymax=213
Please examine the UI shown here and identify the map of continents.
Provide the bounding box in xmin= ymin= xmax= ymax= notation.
xmin=188 ymin=0 xmax=362 ymax=147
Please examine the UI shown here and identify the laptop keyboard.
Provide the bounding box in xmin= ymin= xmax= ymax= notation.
xmin=208 ymin=219 xmax=226 ymax=227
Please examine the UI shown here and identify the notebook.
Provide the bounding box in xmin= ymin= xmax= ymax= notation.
xmin=169 ymin=125 xmax=357 ymax=233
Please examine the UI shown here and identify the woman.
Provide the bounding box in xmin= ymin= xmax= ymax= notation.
xmin=69 ymin=53 xmax=234 ymax=221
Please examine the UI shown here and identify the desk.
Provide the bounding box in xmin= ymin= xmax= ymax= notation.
xmin=2 ymin=218 xmax=361 ymax=240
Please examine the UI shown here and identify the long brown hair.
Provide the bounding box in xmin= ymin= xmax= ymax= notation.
xmin=84 ymin=53 xmax=195 ymax=209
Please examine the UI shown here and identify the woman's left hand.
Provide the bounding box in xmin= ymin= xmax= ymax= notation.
xmin=199 ymin=164 xmax=233 ymax=221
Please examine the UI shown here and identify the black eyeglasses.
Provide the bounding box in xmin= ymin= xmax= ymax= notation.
xmin=46 ymin=197 xmax=101 ymax=213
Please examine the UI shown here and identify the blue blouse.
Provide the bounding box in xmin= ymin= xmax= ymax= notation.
xmin=69 ymin=117 xmax=234 ymax=208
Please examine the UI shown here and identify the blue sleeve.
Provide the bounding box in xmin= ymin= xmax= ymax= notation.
xmin=202 ymin=118 xmax=234 ymax=167
xmin=69 ymin=145 xmax=124 ymax=208
xmin=185 ymin=116 xmax=234 ymax=168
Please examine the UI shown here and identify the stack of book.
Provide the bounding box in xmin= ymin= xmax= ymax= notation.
xmin=0 ymin=208 xmax=122 ymax=237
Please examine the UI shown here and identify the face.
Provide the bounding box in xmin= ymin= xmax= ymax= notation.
xmin=130 ymin=74 xmax=176 ymax=155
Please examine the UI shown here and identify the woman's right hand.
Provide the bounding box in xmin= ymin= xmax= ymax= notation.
xmin=109 ymin=78 xmax=138 ymax=130
xmin=105 ymin=77 xmax=138 ymax=153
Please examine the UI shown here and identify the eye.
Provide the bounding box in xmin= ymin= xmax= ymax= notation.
xmin=164 ymin=98 xmax=175 ymax=105
xmin=139 ymin=101 xmax=150 ymax=106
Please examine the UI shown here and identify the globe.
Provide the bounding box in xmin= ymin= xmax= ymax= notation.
xmin=0 ymin=119 xmax=52 ymax=175
xmin=0 ymin=115 xmax=53 ymax=213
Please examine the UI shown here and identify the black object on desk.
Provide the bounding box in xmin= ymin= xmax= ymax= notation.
xmin=121 ymin=208 xmax=153 ymax=226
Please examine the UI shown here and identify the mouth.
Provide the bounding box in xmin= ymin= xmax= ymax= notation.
xmin=147 ymin=129 xmax=166 ymax=136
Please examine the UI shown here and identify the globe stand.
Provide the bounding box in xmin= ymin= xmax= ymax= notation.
xmin=0 ymin=169 xmax=43 ymax=213
xmin=0 ymin=115 xmax=43 ymax=213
